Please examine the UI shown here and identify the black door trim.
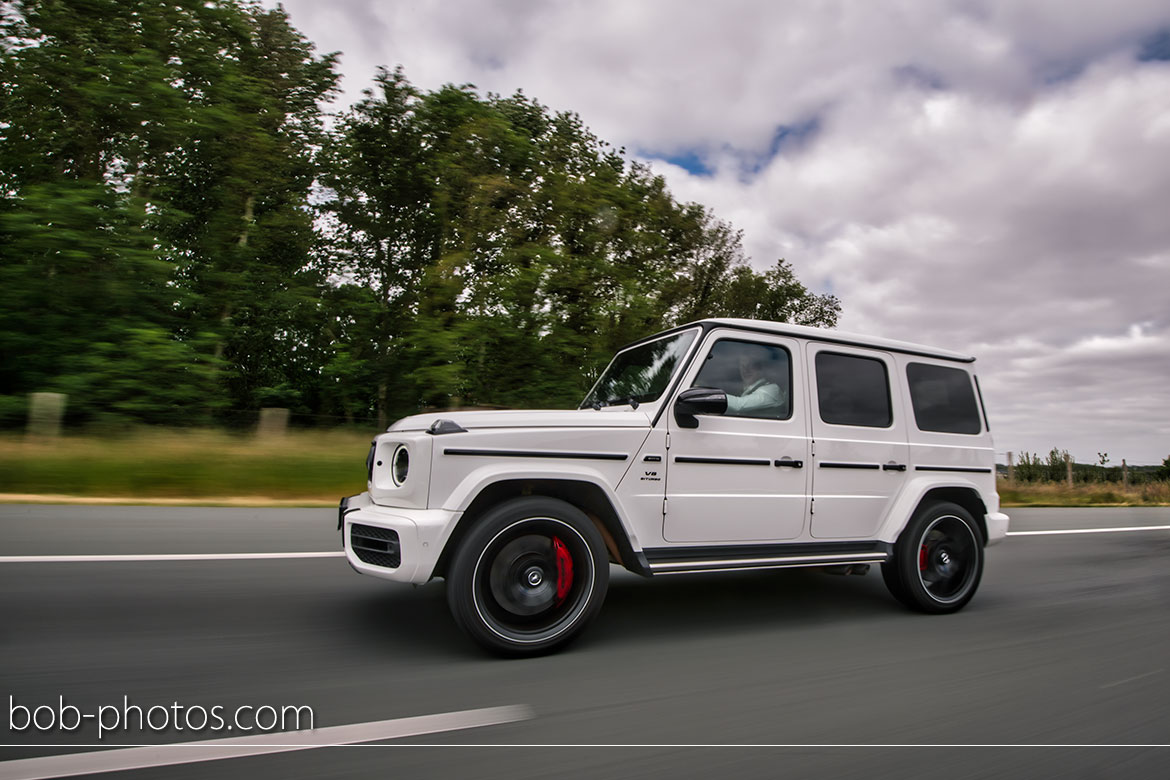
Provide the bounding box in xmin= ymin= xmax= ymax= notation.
xmin=674 ymin=456 xmax=771 ymax=466
xmin=443 ymin=448 xmax=628 ymax=461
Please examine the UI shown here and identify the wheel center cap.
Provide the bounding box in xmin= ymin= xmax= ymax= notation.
xmin=939 ymin=550 xmax=951 ymax=565
xmin=525 ymin=567 xmax=544 ymax=587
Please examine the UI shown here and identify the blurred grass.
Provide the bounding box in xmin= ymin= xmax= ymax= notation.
xmin=0 ymin=429 xmax=374 ymax=504
xmin=4 ymin=430 xmax=1169 ymax=508
xmin=999 ymin=480 xmax=1170 ymax=507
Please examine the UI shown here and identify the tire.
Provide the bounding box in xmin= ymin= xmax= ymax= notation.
xmin=886 ymin=501 xmax=984 ymax=614
xmin=880 ymin=558 xmax=911 ymax=608
xmin=446 ymin=496 xmax=609 ymax=656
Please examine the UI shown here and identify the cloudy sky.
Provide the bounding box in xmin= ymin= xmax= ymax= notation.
xmin=273 ymin=0 xmax=1170 ymax=465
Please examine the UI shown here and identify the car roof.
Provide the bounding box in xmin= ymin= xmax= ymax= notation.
xmin=623 ymin=318 xmax=976 ymax=363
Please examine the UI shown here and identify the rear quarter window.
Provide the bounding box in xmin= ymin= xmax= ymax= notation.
xmin=815 ymin=352 xmax=892 ymax=427
xmin=906 ymin=363 xmax=982 ymax=434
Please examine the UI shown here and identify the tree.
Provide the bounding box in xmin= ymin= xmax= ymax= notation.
xmin=0 ymin=0 xmax=217 ymax=423
xmin=316 ymin=68 xmax=439 ymax=425
xmin=147 ymin=2 xmax=340 ymax=415
xmin=1046 ymin=448 xmax=1071 ymax=482
xmin=2 ymin=5 xmax=837 ymax=429
xmin=0 ymin=0 xmax=339 ymax=424
xmin=318 ymin=70 xmax=840 ymax=421
xmin=0 ymin=179 xmax=220 ymax=424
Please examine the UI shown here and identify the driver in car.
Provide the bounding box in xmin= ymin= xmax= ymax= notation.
xmin=725 ymin=350 xmax=785 ymax=417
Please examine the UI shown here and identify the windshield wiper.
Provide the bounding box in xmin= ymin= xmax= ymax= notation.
xmin=583 ymin=396 xmax=642 ymax=410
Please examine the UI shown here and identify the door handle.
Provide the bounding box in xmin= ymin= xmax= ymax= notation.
xmin=774 ymin=458 xmax=804 ymax=468
xmin=883 ymin=463 xmax=907 ymax=471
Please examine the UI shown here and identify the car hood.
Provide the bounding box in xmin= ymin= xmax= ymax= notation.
xmin=387 ymin=408 xmax=651 ymax=432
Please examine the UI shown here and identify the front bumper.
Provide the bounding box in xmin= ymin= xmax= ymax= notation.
xmin=339 ymin=492 xmax=461 ymax=583
xmin=985 ymin=511 xmax=1010 ymax=546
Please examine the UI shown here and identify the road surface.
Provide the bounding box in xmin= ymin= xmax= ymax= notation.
xmin=1 ymin=505 xmax=1167 ymax=778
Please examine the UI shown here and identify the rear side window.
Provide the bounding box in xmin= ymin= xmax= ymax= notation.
xmin=906 ymin=363 xmax=982 ymax=434
xmin=815 ymin=352 xmax=891 ymax=427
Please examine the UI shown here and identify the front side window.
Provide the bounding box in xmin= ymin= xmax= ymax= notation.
xmin=691 ymin=339 xmax=791 ymax=420
xmin=815 ymin=352 xmax=892 ymax=427
xmin=907 ymin=363 xmax=982 ymax=434
xmin=581 ymin=329 xmax=697 ymax=408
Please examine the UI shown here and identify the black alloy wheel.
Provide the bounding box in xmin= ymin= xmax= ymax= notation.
xmin=447 ymin=496 xmax=609 ymax=656
xmin=884 ymin=501 xmax=984 ymax=614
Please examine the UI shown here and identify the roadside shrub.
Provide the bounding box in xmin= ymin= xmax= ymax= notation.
xmin=1141 ymin=481 xmax=1170 ymax=503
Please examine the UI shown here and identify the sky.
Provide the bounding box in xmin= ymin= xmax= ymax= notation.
xmin=271 ymin=0 xmax=1170 ymax=465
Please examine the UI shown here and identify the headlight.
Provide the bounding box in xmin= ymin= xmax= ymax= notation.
xmin=391 ymin=445 xmax=410 ymax=486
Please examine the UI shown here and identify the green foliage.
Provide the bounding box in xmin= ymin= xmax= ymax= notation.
xmin=0 ymin=179 xmax=212 ymax=417
xmin=1 ymin=0 xmax=338 ymax=424
xmin=0 ymin=395 xmax=27 ymax=427
xmin=318 ymin=71 xmax=840 ymax=420
xmin=1 ymin=2 xmax=839 ymax=431
xmin=1012 ymin=448 xmax=1164 ymax=484
xmin=1014 ymin=451 xmax=1041 ymax=482
xmin=1014 ymin=449 xmax=1071 ymax=483
xmin=52 ymin=328 xmax=226 ymax=425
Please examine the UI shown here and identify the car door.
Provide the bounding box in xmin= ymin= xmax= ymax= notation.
xmin=806 ymin=343 xmax=910 ymax=538
xmin=663 ymin=331 xmax=810 ymax=543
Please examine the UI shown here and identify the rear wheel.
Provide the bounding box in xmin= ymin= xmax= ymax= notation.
xmin=880 ymin=557 xmax=910 ymax=607
xmin=446 ymin=496 xmax=609 ymax=656
xmin=886 ymin=501 xmax=983 ymax=613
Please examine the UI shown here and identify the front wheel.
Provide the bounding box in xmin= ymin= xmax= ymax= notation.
xmin=446 ymin=496 xmax=609 ymax=656
xmin=884 ymin=501 xmax=983 ymax=614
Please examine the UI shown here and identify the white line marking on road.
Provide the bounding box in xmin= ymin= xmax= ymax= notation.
xmin=0 ymin=552 xmax=346 ymax=563
xmin=1007 ymin=525 xmax=1170 ymax=537
xmin=0 ymin=705 xmax=533 ymax=780
xmin=1099 ymin=669 xmax=1164 ymax=690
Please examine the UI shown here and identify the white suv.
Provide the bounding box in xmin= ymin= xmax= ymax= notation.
xmin=340 ymin=318 xmax=1009 ymax=655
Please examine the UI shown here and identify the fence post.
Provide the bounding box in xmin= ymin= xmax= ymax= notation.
xmin=257 ymin=407 xmax=290 ymax=438
xmin=1122 ymin=459 xmax=1128 ymax=489
xmin=1007 ymin=451 xmax=1014 ymax=481
xmin=1066 ymin=453 xmax=1073 ymax=487
xmin=27 ymin=392 xmax=67 ymax=438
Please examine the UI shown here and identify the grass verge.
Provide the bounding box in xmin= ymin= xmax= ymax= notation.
xmin=0 ymin=429 xmax=372 ymax=504
xmin=998 ymin=480 xmax=1170 ymax=507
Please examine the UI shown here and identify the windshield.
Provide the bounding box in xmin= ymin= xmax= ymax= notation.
xmin=580 ymin=329 xmax=698 ymax=409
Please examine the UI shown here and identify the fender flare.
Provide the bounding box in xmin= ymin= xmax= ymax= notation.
xmin=429 ymin=466 xmax=647 ymax=578
xmin=877 ymin=477 xmax=990 ymax=545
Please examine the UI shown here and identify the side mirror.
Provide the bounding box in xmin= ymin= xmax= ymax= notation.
xmin=673 ymin=387 xmax=728 ymax=429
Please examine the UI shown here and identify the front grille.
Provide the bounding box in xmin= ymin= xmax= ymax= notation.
xmin=350 ymin=523 xmax=401 ymax=569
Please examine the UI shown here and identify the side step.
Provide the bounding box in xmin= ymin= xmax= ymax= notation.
xmin=642 ymin=542 xmax=890 ymax=576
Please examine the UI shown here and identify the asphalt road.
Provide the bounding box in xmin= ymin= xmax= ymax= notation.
xmin=1 ymin=505 xmax=1168 ymax=778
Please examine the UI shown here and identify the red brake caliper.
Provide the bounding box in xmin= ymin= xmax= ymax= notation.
xmin=553 ymin=537 xmax=573 ymax=605
xmin=919 ymin=544 xmax=929 ymax=572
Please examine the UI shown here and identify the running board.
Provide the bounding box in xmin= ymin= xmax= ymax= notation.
xmin=642 ymin=542 xmax=890 ymax=576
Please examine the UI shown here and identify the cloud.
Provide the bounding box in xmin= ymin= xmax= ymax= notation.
xmin=649 ymin=49 xmax=1170 ymax=463
xmin=274 ymin=0 xmax=1170 ymax=463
